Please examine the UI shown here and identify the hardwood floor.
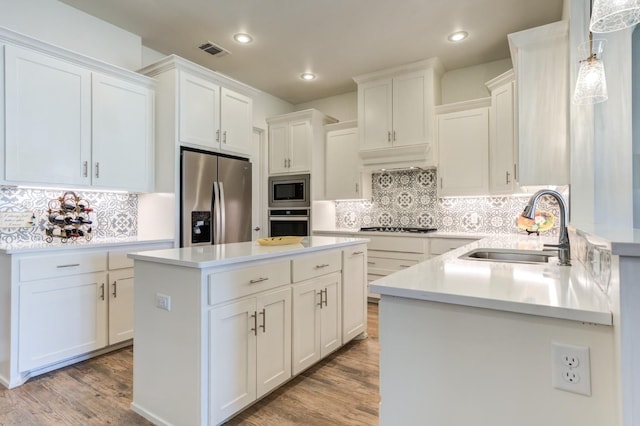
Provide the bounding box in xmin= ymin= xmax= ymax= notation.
xmin=0 ymin=303 xmax=379 ymax=426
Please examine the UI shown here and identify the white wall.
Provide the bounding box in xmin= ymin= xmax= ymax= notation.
xmin=295 ymin=92 xmax=357 ymax=122
xmin=141 ymin=45 xmax=167 ymax=68
xmin=440 ymin=58 xmax=513 ymax=104
xmin=253 ymin=92 xmax=294 ymax=130
xmin=0 ymin=0 xmax=142 ymax=70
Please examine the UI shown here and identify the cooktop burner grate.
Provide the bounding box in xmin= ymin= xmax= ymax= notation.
xmin=359 ymin=227 xmax=438 ymax=233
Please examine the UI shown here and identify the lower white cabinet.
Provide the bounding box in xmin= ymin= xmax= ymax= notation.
xmin=342 ymin=245 xmax=367 ymax=343
xmin=107 ymin=268 xmax=135 ymax=345
xmin=209 ymin=287 xmax=291 ymax=423
xmin=18 ymin=272 xmax=108 ymax=372
xmin=292 ymin=272 xmax=342 ymax=375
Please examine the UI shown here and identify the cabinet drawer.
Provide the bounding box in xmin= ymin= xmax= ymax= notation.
xmin=366 ymin=235 xmax=427 ymax=253
xmin=208 ymin=260 xmax=291 ymax=305
xmin=19 ymin=252 xmax=107 ymax=282
xmin=367 ymin=257 xmax=417 ymax=275
xmin=292 ymin=250 xmax=341 ymax=282
xmin=429 ymin=238 xmax=478 ymax=256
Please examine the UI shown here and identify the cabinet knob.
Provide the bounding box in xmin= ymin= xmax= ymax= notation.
xmin=254 ymin=226 xmax=261 ymax=231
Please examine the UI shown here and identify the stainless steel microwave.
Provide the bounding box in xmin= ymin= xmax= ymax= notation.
xmin=268 ymin=174 xmax=310 ymax=208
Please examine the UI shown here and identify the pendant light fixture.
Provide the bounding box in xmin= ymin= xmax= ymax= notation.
xmin=590 ymin=0 xmax=640 ymax=33
xmin=573 ymin=32 xmax=608 ymax=104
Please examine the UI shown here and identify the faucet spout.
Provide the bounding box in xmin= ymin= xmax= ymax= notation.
xmin=521 ymin=189 xmax=571 ymax=266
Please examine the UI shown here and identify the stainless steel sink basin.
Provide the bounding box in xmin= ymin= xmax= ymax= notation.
xmin=459 ymin=248 xmax=557 ymax=264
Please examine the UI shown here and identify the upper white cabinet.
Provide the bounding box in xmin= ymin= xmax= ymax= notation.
xmin=353 ymin=58 xmax=443 ymax=169
xmin=178 ymin=71 xmax=252 ymax=156
xmin=486 ymin=70 xmax=518 ymax=194
xmin=508 ymin=21 xmax=569 ymax=185
xmin=1 ymin=30 xmax=156 ymax=192
xmin=436 ymin=101 xmax=490 ymax=197
xmin=92 ymin=73 xmax=154 ymax=192
xmin=266 ymin=109 xmax=337 ymax=199
xmin=325 ymin=121 xmax=368 ymax=200
xmin=140 ymin=55 xmax=258 ymax=193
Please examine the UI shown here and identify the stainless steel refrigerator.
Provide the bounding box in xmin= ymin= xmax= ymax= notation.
xmin=180 ymin=147 xmax=252 ymax=247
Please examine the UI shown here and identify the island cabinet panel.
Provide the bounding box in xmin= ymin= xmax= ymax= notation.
xmin=342 ymin=245 xmax=367 ymax=343
xmin=107 ymin=268 xmax=135 ymax=345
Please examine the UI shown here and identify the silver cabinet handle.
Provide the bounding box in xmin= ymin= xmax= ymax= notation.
xmin=95 ymin=162 xmax=100 ymax=178
xmin=317 ymin=290 xmax=323 ymax=308
xmin=216 ymin=129 xmax=220 ymax=142
xmin=367 ymin=261 xmax=376 ymax=265
xmin=400 ymin=264 xmax=412 ymax=268
xmin=393 ymin=130 xmax=396 ymax=141
xmin=353 ymin=251 xmax=364 ymax=255
xmin=322 ymin=288 xmax=328 ymax=307
xmin=250 ymin=311 xmax=257 ymax=336
xmin=254 ymin=227 xmax=261 ymax=231
xmin=259 ymin=308 xmax=266 ymax=333
xmin=514 ymin=163 xmax=518 ymax=181
xmin=57 ymin=263 xmax=80 ymax=268
xmin=355 ymin=183 xmax=359 ymax=193
xmin=249 ymin=277 xmax=269 ymax=284
xmin=287 ymin=158 xmax=291 ymax=168
xmin=112 ymin=281 xmax=117 ymax=298
xmin=82 ymin=161 xmax=88 ymax=178
xmin=315 ymin=263 xmax=330 ymax=269
xmin=387 ymin=131 xmax=391 ymax=142
xmin=100 ymin=283 xmax=105 ymax=301
xmin=223 ymin=130 xmax=227 ymax=144
xmin=506 ymin=171 xmax=511 ymax=184
xmin=284 ymin=158 xmax=287 ymax=168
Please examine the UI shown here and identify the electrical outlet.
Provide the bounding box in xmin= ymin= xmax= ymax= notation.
xmin=156 ymin=293 xmax=171 ymax=311
xmin=551 ymin=342 xmax=591 ymax=396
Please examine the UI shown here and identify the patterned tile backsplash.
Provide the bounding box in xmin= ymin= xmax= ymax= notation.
xmin=0 ymin=187 xmax=138 ymax=244
xmin=335 ymin=169 xmax=567 ymax=236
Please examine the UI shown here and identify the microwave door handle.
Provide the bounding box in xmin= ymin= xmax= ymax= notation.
xmin=212 ymin=181 xmax=221 ymax=244
xmin=219 ymin=182 xmax=226 ymax=243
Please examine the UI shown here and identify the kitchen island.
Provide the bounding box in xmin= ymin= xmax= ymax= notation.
xmin=370 ymin=234 xmax=618 ymax=426
xmin=128 ymin=236 xmax=368 ymax=426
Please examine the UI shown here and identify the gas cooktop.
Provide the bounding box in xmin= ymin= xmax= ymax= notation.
xmin=359 ymin=227 xmax=438 ymax=233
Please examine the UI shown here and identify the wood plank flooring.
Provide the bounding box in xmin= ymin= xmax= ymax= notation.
xmin=0 ymin=303 xmax=379 ymax=426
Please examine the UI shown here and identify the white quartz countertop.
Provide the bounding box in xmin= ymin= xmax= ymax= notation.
xmin=0 ymin=237 xmax=174 ymax=254
xmin=128 ymin=236 xmax=368 ymax=269
xmin=369 ymin=235 xmax=612 ymax=325
xmin=313 ymin=229 xmax=487 ymax=239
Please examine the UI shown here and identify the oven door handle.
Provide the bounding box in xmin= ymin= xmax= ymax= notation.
xmin=269 ymin=217 xmax=309 ymax=221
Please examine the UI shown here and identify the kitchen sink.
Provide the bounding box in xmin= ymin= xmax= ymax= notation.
xmin=459 ymin=248 xmax=557 ymax=264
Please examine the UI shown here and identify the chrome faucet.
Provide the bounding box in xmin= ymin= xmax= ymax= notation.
xmin=521 ymin=189 xmax=571 ymax=266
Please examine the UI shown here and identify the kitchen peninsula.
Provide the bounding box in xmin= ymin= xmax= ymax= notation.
xmin=128 ymin=236 xmax=368 ymax=426
xmin=370 ymin=234 xmax=617 ymax=426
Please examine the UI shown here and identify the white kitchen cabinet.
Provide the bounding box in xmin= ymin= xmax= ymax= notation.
xmin=508 ymin=21 xmax=569 ymax=185
xmin=486 ymin=70 xmax=518 ymax=194
xmin=209 ymin=286 xmax=291 ymax=423
xmin=178 ymin=71 xmax=253 ymax=157
xmin=92 ymin=73 xmax=154 ymax=192
xmin=4 ymin=44 xmax=91 ymax=186
xmin=342 ymin=245 xmax=367 ymax=343
xmin=325 ymin=121 xmax=369 ymax=200
xmin=429 ymin=237 xmax=479 ymax=256
xmin=1 ymin=33 xmax=156 ymax=191
xmin=107 ymin=268 xmax=135 ymax=344
xmin=18 ymin=272 xmax=108 ymax=372
xmin=266 ymin=109 xmax=337 ymax=199
xmin=353 ymin=59 xmax=443 ymax=168
xmin=437 ymin=105 xmax=490 ymax=197
xmin=292 ymin=272 xmax=342 ymax=375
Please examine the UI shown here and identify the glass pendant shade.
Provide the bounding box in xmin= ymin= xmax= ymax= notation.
xmin=573 ymin=38 xmax=608 ymax=105
xmin=589 ymin=0 xmax=640 ymax=33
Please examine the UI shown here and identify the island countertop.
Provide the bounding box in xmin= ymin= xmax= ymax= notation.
xmin=128 ymin=236 xmax=368 ymax=269
xmin=369 ymin=235 xmax=612 ymax=325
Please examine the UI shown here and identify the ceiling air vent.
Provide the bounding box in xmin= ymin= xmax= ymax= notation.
xmin=198 ymin=41 xmax=230 ymax=57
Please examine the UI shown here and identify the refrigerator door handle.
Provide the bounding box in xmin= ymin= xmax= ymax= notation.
xmin=212 ymin=181 xmax=222 ymax=244
xmin=219 ymin=182 xmax=226 ymax=243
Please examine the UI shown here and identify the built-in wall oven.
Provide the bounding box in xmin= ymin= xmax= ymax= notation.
xmin=268 ymin=174 xmax=310 ymax=237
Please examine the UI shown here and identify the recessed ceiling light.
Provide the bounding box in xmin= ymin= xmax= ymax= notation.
xmin=300 ymin=72 xmax=316 ymax=81
xmin=233 ymin=33 xmax=253 ymax=44
xmin=448 ymin=31 xmax=469 ymax=42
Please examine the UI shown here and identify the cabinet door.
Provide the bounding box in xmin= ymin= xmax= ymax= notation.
xmin=179 ymin=71 xmax=220 ymax=149
xmin=220 ymin=87 xmax=252 ymax=156
xmin=108 ymin=268 xmax=135 ymax=345
xmin=342 ymin=246 xmax=367 ymax=343
xmin=288 ymin=119 xmax=311 ymax=173
xmin=256 ymin=287 xmax=291 ymax=398
xmin=490 ymin=81 xmax=517 ymax=194
xmin=437 ymin=108 xmax=489 ymax=197
xmin=4 ymin=45 xmax=91 ymax=186
xmin=268 ymin=122 xmax=289 ymax=174
xmin=319 ymin=273 xmax=342 ymax=357
xmin=291 ymin=279 xmax=321 ymax=375
xmin=92 ymin=73 xmax=153 ymax=192
xmin=393 ymin=71 xmax=428 ymax=147
xmin=18 ymin=272 xmax=107 ymax=372
xmin=358 ymin=78 xmax=393 ymax=150
xmin=326 ymin=127 xmax=360 ymax=199
xmin=210 ymin=298 xmax=257 ymax=424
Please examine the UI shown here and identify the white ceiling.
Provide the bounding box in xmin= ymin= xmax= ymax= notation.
xmin=59 ymin=0 xmax=564 ymax=105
